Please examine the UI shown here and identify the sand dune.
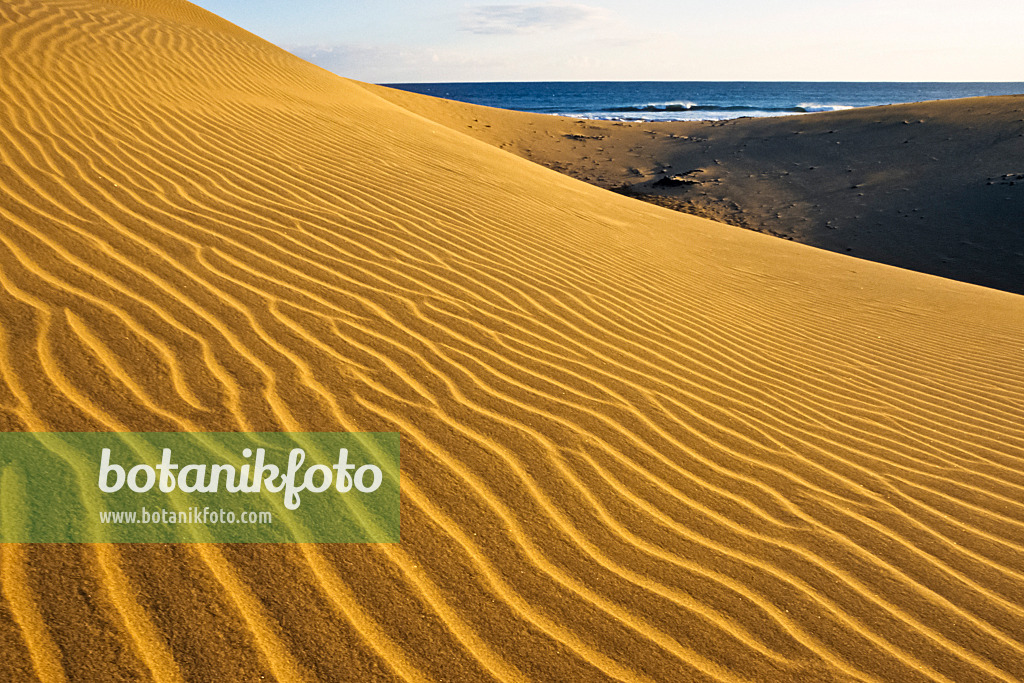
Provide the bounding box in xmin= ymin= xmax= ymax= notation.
xmin=1 ymin=1 xmax=1024 ymax=681
xmin=367 ymin=85 xmax=1024 ymax=294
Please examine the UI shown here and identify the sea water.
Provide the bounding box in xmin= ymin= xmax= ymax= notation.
xmin=384 ymin=81 xmax=1024 ymax=122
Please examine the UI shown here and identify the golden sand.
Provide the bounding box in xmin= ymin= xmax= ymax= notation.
xmin=1 ymin=1 xmax=1023 ymax=681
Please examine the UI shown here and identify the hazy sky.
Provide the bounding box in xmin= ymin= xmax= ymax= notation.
xmin=194 ymin=1 xmax=1024 ymax=83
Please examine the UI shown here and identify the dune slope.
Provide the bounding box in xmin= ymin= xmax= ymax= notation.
xmin=367 ymin=84 xmax=1024 ymax=295
xmin=1 ymin=1 xmax=1024 ymax=681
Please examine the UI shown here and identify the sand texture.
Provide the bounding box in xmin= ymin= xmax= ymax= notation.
xmin=367 ymin=85 xmax=1024 ymax=295
xmin=2 ymin=1 xmax=1024 ymax=681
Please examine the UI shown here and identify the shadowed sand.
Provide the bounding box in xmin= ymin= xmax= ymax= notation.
xmin=367 ymin=85 xmax=1024 ymax=294
xmin=2 ymin=1 xmax=1024 ymax=681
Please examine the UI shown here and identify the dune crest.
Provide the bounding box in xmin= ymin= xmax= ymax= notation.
xmin=1 ymin=1 xmax=1024 ymax=681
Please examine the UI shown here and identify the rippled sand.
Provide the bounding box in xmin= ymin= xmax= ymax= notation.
xmin=1 ymin=2 xmax=1024 ymax=681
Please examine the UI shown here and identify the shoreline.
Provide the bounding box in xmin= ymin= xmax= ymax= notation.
xmin=384 ymin=80 xmax=1024 ymax=123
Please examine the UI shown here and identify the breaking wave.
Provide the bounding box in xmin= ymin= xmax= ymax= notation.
xmin=599 ymin=102 xmax=855 ymax=114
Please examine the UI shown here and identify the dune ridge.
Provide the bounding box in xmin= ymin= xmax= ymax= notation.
xmin=1 ymin=1 xmax=1024 ymax=681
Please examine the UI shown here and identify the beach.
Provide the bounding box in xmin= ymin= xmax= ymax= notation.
xmin=2 ymin=1 xmax=1024 ymax=681
xmin=371 ymin=85 xmax=1024 ymax=294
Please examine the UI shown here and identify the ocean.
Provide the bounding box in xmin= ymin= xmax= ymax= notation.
xmin=383 ymin=81 xmax=1024 ymax=122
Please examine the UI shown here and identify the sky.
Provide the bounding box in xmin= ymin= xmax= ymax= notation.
xmin=193 ymin=1 xmax=1024 ymax=83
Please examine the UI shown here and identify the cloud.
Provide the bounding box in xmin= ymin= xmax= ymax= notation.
xmin=462 ymin=3 xmax=606 ymax=35
xmin=285 ymin=43 xmax=510 ymax=82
